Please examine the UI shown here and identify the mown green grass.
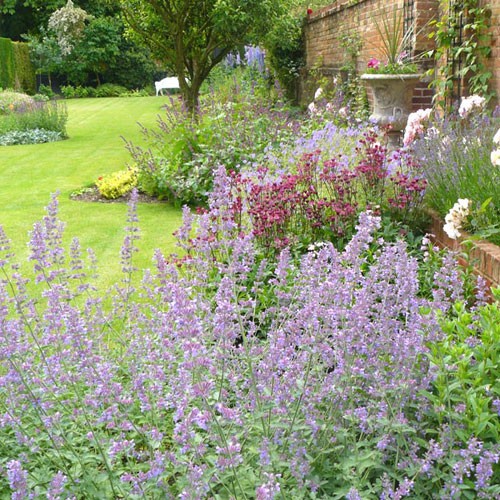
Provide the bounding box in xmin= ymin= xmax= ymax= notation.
xmin=0 ymin=96 xmax=183 ymax=288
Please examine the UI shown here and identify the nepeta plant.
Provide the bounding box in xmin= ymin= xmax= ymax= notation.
xmin=0 ymin=166 xmax=491 ymax=498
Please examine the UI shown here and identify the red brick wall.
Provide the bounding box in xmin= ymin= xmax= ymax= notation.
xmin=302 ymin=0 xmax=500 ymax=109
xmin=302 ymin=0 xmax=439 ymax=109
xmin=485 ymin=0 xmax=500 ymax=101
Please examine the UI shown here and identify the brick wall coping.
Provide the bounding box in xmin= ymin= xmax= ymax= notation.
xmin=360 ymin=73 xmax=424 ymax=81
xmin=306 ymin=0 xmax=368 ymax=23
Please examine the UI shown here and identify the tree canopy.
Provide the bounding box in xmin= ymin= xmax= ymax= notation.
xmin=120 ymin=0 xmax=288 ymax=112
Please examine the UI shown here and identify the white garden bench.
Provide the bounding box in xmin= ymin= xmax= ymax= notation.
xmin=155 ymin=77 xmax=180 ymax=96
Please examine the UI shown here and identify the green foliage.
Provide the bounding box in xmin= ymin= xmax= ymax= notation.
xmin=0 ymin=38 xmax=36 ymax=93
xmin=0 ymin=37 xmax=15 ymax=89
xmin=264 ymin=10 xmax=304 ymax=100
xmin=60 ymin=83 xmax=149 ymax=98
xmin=102 ymin=38 xmax=160 ymax=90
xmin=23 ymin=30 xmax=62 ymax=86
xmin=428 ymin=0 xmax=494 ymax=106
xmin=366 ymin=62 xmax=419 ymax=75
xmin=371 ymin=6 xmax=414 ymax=66
xmin=121 ymin=0 xmax=289 ymax=112
xmin=37 ymin=83 xmax=56 ymax=99
xmin=95 ymin=167 xmax=138 ymax=199
xmin=12 ymin=42 xmax=36 ymax=93
xmin=64 ymin=16 xmax=121 ymax=85
xmin=0 ymin=128 xmax=62 ymax=145
xmin=416 ymin=297 xmax=500 ymax=496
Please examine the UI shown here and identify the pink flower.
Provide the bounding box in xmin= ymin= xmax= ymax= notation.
xmin=307 ymin=8 xmax=313 ymax=15
xmin=367 ymin=58 xmax=380 ymax=70
xmin=397 ymin=51 xmax=408 ymax=64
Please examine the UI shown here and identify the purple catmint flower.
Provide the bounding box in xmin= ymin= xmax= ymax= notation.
xmin=256 ymin=473 xmax=281 ymax=500
xmin=47 ymin=471 xmax=67 ymax=500
xmin=346 ymin=487 xmax=362 ymax=500
xmin=6 ymin=460 xmax=28 ymax=500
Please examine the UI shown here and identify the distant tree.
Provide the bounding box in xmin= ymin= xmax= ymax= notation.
xmin=120 ymin=0 xmax=287 ymax=113
xmin=48 ymin=0 xmax=91 ymax=56
xmin=68 ymin=17 xmax=122 ymax=85
xmin=23 ymin=30 xmax=62 ymax=88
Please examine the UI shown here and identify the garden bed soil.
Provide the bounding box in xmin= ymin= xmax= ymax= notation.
xmin=70 ymin=186 xmax=167 ymax=204
xmin=429 ymin=211 xmax=500 ymax=290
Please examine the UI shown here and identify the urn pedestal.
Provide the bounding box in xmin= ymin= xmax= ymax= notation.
xmin=360 ymin=73 xmax=423 ymax=148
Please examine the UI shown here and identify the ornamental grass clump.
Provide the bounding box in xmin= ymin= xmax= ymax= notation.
xmin=0 ymin=167 xmax=493 ymax=498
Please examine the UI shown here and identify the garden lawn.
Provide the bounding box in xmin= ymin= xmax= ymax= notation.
xmin=0 ymin=96 xmax=183 ymax=288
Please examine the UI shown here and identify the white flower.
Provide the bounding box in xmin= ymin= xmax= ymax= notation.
xmin=403 ymin=108 xmax=432 ymax=146
xmin=314 ymin=87 xmax=323 ymax=100
xmin=443 ymin=222 xmax=461 ymax=240
xmin=491 ymin=149 xmax=500 ymax=166
xmin=443 ymin=198 xmax=472 ymax=240
xmin=339 ymin=106 xmax=347 ymax=118
xmin=493 ymin=128 xmax=500 ymax=145
xmin=458 ymin=95 xmax=486 ymax=118
xmin=308 ymin=102 xmax=317 ymax=115
xmin=326 ymin=102 xmax=334 ymax=112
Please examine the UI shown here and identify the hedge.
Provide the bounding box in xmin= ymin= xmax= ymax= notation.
xmin=0 ymin=37 xmax=36 ymax=94
xmin=0 ymin=37 xmax=15 ymax=89
xmin=13 ymin=42 xmax=36 ymax=94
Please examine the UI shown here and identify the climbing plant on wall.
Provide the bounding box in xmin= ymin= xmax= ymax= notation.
xmin=428 ymin=0 xmax=494 ymax=105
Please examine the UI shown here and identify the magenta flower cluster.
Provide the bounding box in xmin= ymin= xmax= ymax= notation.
xmin=228 ymin=129 xmax=427 ymax=250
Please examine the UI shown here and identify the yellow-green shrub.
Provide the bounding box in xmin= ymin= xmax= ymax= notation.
xmin=95 ymin=167 xmax=138 ymax=199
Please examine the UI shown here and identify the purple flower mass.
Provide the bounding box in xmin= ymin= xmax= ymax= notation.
xmin=0 ymin=167 xmax=496 ymax=498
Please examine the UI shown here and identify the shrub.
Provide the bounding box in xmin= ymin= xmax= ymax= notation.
xmin=61 ymin=84 xmax=149 ymax=99
xmin=95 ymin=83 xmax=128 ymax=97
xmin=0 ymin=128 xmax=62 ymax=146
xmin=37 ymin=84 xmax=57 ymax=99
xmin=60 ymin=85 xmax=76 ymax=99
xmin=95 ymin=167 xmax=138 ymax=199
xmin=32 ymin=93 xmax=50 ymax=103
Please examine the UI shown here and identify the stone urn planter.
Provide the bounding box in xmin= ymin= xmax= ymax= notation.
xmin=360 ymin=73 xmax=423 ymax=148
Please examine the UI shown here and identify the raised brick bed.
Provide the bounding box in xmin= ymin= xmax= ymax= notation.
xmin=429 ymin=212 xmax=500 ymax=290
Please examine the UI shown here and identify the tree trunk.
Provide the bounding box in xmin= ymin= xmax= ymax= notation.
xmin=184 ymin=82 xmax=201 ymax=117
xmin=95 ymin=71 xmax=101 ymax=86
